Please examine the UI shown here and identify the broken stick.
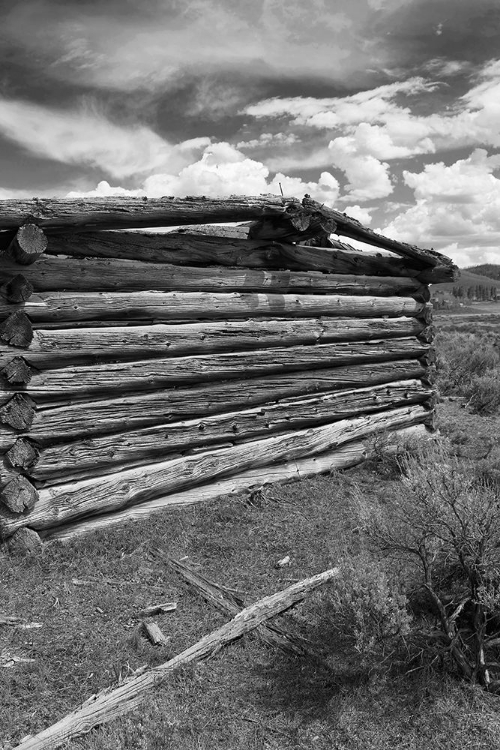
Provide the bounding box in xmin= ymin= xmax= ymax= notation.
xmin=13 ymin=567 xmax=339 ymax=750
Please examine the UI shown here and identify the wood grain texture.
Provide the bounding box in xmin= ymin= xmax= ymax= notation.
xmin=41 ymin=424 xmax=430 ymax=544
xmin=0 ymin=404 xmax=429 ymax=537
xmin=0 ymin=317 xmax=427 ymax=369
xmin=27 ymin=380 xmax=433 ymax=482
xmin=0 ymin=254 xmax=424 ymax=296
xmin=0 ymin=291 xmax=425 ymax=324
xmin=1 ymin=338 xmax=430 ymax=399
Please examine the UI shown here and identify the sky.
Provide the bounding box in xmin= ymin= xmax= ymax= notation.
xmin=1 ymin=0 xmax=500 ymax=267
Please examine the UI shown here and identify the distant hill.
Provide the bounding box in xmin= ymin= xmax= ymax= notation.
xmin=465 ymin=264 xmax=500 ymax=281
xmin=433 ymin=268 xmax=499 ymax=302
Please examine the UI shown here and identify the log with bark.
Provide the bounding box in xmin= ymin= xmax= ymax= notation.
xmin=0 ymin=317 xmax=428 ymax=370
xmin=0 ymin=338 xmax=430 ymax=399
xmin=0 ymin=291 xmax=426 ymax=324
xmin=0 ymin=359 xmax=427 ymax=444
xmin=0 ymin=404 xmax=430 ymax=537
xmin=0 ymin=254 xmax=426 ymax=297
xmin=11 ymin=568 xmax=340 ymax=750
xmin=26 ymin=380 xmax=433 ymax=482
xmin=40 ymin=423 xmax=430 ymax=544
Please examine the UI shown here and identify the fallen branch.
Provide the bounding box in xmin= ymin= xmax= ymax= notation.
xmin=13 ymin=567 xmax=339 ymax=750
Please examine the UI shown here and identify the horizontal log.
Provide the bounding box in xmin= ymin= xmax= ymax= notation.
xmin=27 ymin=381 xmax=433 ymax=482
xmin=0 ymin=291 xmax=425 ymax=324
xmin=0 ymin=404 xmax=429 ymax=537
xmin=45 ymin=230 xmax=423 ymax=278
xmin=2 ymin=338 xmax=430 ymax=399
xmin=0 ymin=360 xmax=427 ymax=446
xmin=40 ymin=424 xmax=430 ymax=544
xmin=0 ymin=254 xmax=424 ymax=297
xmin=0 ymin=317 xmax=427 ymax=370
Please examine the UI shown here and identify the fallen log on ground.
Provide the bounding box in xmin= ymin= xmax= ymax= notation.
xmin=0 ymin=359 xmax=428 ymax=442
xmin=0 ymin=317 xmax=427 ymax=369
xmin=38 ymin=423 xmax=430 ymax=544
xmin=0 ymin=291 xmax=426 ymax=324
xmin=26 ymin=380 xmax=432 ymax=481
xmin=12 ymin=567 xmax=340 ymax=750
xmin=0 ymin=254 xmax=425 ymax=297
xmin=0 ymin=338 xmax=430 ymax=400
xmin=0 ymin=404 xmax=429 ymax=537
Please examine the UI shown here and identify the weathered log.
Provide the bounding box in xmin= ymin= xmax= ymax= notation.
xmin=416 ymin=265 xmax=460 ymax=284
xmin=0 ymin=291 xmax=426 ymax=324
xmin=0 ymin=317 xmax=427 ymax=370
xmin=141 ymin=622 xmax=169 ymax=646
xmin=417 ymin=303 xmax=433 ymax=325
xmin=0 ymin=404 xmax=429 ymax=537
xmin=7 ymin=527 xmax=42 ymax=556
xmin=11 ymin=568 xmax=339 ymax=750
xmin=1 ymin=275 xmax=34 ymax=303
xmin=138 ymin=603 xmax=177 ymax=617
xmin=418 ymin=325 xmax=434 ymax=344
xmin=0 ymin=254 xmax=425 ymax=296
xmin=28 ymin=381 xmax=432 ymax=482
xmin=40 ymin=424 xmax=430 ymax=544
xmin=6 ymin=438 xmax=39 ymax=470
xmin=44 ymin=230 xmax=422 ymax=278
xmin=3 ymin=223 xmax=47 ymax=265
xmin=0 ymin=394 xmax=35 ymax=431
xmin=0 ymin=311 xmax=33 ymax=348
xmin=0 ymin=475 xmax=38 ymax=513
xmin=2 ymin=338 xmax=430 ymax=399
xmin=1 ymin=357 xmax=33 ymax=385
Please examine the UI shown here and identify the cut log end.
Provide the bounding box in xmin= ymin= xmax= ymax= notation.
xmin=1 ymin=274 xmax=34 ymax=303
xmin=0 ymin=311 xmax=33 ymax=348
xmin=7 ymin=526 xmax=43 ymax=556
xmin=2 ymin=356 xmax=33 ymax=385
xmin=0 ymin=394 xmax=36 ymax=431
xmin=0 ymin=475 xmax=38 ymax=514
xmin=6 ymin=438 xmax=40 ymax=470
xmin=7 ymin=223 xmax=48 ymax=265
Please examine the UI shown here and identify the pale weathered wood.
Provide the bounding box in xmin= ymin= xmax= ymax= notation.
xmin=0 ymin=360 xmax=426 ymax=445
xmin=0 ymin=476 xmax=38 ymax=514
xmin=0 ymin=404 xmax=429 ymax=537
xmin=0 ymin=254 xmax=424 ymax=296
xmin=0 ymin=291 xmax=425 ymax=324
xmin=11 ymin=568 xmax=339 ymax=750
xmin=41 ymin=424 xmax=430 ymax=544
xmin=4 ymin=224 xmax=47 ymax=265
xmin=0 ymin=317 xmax=427 ymax=369
xmin=45 ymin=230 xmax=422 ymax=278
xmin=0 ymin=311 xmax=33 ymax=348
xmin=138 ymin=603 xmax=177 ymax=617
xmin=2 ymin=338 xmax=430 ymax=399
xmin=1 ymin=275 xmax=34 ymax=303
xmin=141 ymin=622 xmax=169 ymax=646
xmin=28 ymin=381 xmax=432 ymax=482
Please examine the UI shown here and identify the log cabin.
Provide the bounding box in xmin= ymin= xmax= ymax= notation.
xmin=0 ymin=195 xmax=457 ymax=550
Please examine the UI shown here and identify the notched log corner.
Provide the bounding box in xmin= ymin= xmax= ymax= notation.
xmin=0 ymin=311 xmax=33 ymax=348
xmin=6 ymin=526 xmax=43 ymax=556
xmin=6 ymin=438 xmax=40 ymax=470
xmin=0 ymin=394 xmax=36 ymax=431
xmin=5 ymin=222 xmax=48 ymax=266
xmin=0 ymin=274 xmax=34 ymax=304
xmin=0 ymin=475 xmax=38 ymax=514
xmin=1 ymin=356 xmax=33 ymax=385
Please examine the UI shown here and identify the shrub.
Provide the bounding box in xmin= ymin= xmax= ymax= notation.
xmin=435 ymin=332 xmax=499 ymax=397
xmin=465 ymin=370 xmax=500 ymax=415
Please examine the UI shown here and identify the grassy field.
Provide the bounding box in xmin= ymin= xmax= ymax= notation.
xmin=1 ymin=311 xmax=500 ymax=750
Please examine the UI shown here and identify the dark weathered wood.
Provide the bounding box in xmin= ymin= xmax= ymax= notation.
xmin=0 ymin=254 xmax=424 ymax=297
xmin=3 ymin=338 xmax=430 ymax=399
xmin=7 ymin=527 xmax=42 ymax=556
xmin=6 ymin=438 xmax=39 ymax=470
xmin=0 ymin=404 xmax=429 ymax=537
xmin=0 ymin=311 xmax=33 ymax=348
xmin=11 ymin=568 xmax=339 ymax=750
xmin=2 ymin=357 xmax=33 ymax=385
xmin=417 ymin=326 xmax=434 ymax=344
xmin=1 ymin=275 xmax=34 ymax=303
xmin=0 ymin=475 xmax=38 ymax=513
xmin=0 ymin=394 xmax=35 ymax=430
xmin=45 ymin=231 xmax=422 ymax=278
xmin=6 ymin=360 xmax=427 ymax=443
xmin=0 ymin=291 xmax=426 ymax=325
xmin=0 ymin=317 xmax=427 ymax=370
xmin=28 ymin=380 xmax=432 ymax=482
xmin=4 ymin=223 xmax=47 ymax=265
xmin=416 ymin=265 xmax=460 ymax=284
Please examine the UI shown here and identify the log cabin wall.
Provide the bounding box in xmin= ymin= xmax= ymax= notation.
xmin=0 ymin=196 xmax=457 ymax=549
